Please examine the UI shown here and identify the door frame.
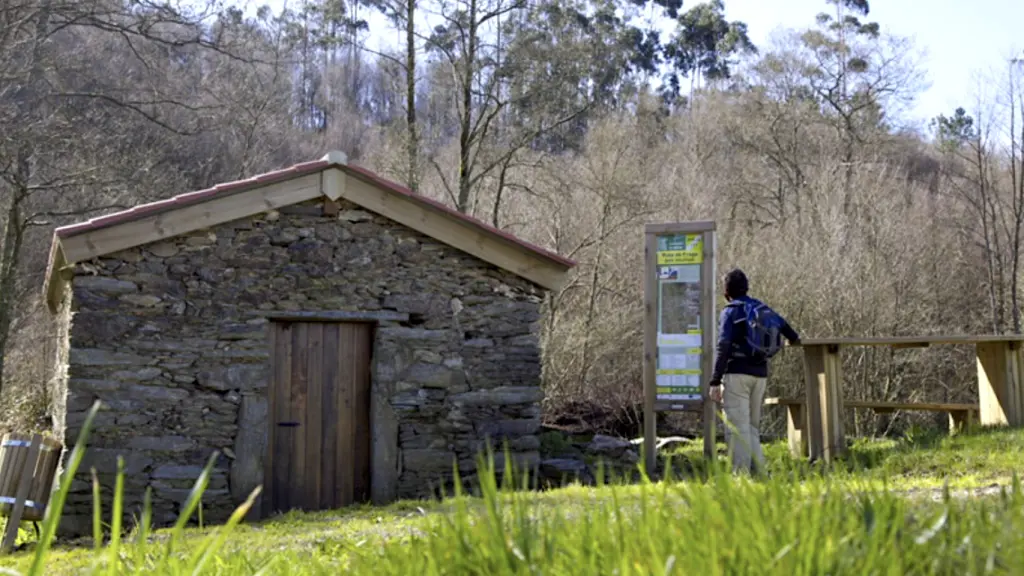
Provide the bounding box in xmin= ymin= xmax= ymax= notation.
xmin=258 ymin=310 xmax=406 ymax=519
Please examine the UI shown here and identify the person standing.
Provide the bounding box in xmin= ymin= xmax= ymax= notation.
xmin=707 ymin=268 xmax=801 ymax=475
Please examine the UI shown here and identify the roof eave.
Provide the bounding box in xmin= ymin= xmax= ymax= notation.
xmin=42 ymin=152 xmax=578 ymax=314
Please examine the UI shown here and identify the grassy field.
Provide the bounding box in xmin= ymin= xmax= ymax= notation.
xmin=0 ymin=405 xmax=1022 ymax=575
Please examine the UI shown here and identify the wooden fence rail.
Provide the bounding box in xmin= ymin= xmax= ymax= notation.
xmin=0 ymin=433 xmax=63 ymax=554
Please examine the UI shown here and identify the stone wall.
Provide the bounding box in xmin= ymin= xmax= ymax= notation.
xmin=54 ymin=196 xmax=547 ymax=536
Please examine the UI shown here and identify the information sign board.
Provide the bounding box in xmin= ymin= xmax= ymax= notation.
xmin=643 ymin=222 xmax=716 ymax=474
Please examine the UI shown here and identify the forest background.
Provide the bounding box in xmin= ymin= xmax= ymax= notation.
xmin=1 ymin=0 xmax=1020 ymax=438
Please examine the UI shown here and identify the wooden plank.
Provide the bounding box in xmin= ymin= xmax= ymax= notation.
xmin=794 ymin=340 xmax=843 ymax=461
xmin=336 ymin=323 xmax=355 ymax=507
xmin=1 ymin=434 xmax=41 ymax=554
xmin=766 ymin=397 xmax=979 ymax=412
xmin=25 ymin=438 xmax=60 ymax=521
xmin=304 ymin=322 xmax=324 ymax=510
xmin=802 ymin=345 xmax=826 ymax=462
xmin=44 ymin=240 xmax=69 ymax=313
xmin=59 ymin=173 xmax=323 ymax=264
xmin=764 ymin=397 xmax=804 ymax=406
xmin=262 ymin=310 xmax=408 ymax=323
xmin=352 ymin=323 xmax=373 ymax=503
xmin=851 ymin=401 xmax=975 ymax=412
xmin=700 ymin=229 xmax=716 ymax=460
xmin=948 ymin=409 xmax=977 ymax=433
xmin=641 ymin=230 xmax=658 ymax=477
xmin=34 ymin=439 xmax=61 ymax=516
xmin=0 ymin=437 xmax=22 ymax=519
xmin=819 ymin=346 xmax=846 ymax=462
xmin=322 ymin=167 xmax=346 ymax=201
xmin=320 ymin=323 xmax=340 ymax=509
xmin=261 ymin=324 xmax=277 ymax=519
xmin=644 ymin=221 xmax=716 ymax=234
xmin=785 ymin=403 xmax=806 ymax=457
xmin=270 ymin=322 xmax=293 ymax=514
xmin=0 ymin=438 xmax=12 ymax=516
xmin=288 ymin=323 xmax=309 ymax=510
xmin=653 ymin=401 xmax=703 ymax=412
xmin=977 ymin=341 xmax=1024 ymax=426
xmin=800 ymin=335 xmax=1024 ymax=347
xmin=323 ymin=198 xmax=340 ymax=216
xmin=340 ymin=174 xmax=570 ymax=291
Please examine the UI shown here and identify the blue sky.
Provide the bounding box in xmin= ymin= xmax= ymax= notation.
xmin=230 ymin=0 xmax=1024 ymax=131
xmin=724 ymin=0 xmax=1024 ymax=130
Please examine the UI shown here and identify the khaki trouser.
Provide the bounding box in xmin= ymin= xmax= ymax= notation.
xmin=721 ymin=373 xmax=767 ymax=474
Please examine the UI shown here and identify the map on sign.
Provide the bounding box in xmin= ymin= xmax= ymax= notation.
xmin=655 ymin=233 xmax=704 ymax=402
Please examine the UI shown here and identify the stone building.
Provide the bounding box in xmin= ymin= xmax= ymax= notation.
xmin=42 ymin=152 xmax=575 ymax=535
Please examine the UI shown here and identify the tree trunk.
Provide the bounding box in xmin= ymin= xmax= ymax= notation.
xmin=456 ymin=0 xmax=478 ymax=213
xmin=0 ymin=190 xmax=27 ymax=397
xmin=0 ymin=0 xmax=52 ymax=396
xmin=405 ymin=0 xmax=419 ymax=192
xmin=578 ymin=199 xmax=611 ymax=390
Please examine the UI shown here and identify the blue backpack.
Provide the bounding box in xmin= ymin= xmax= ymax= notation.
xmin=729 ymin=300 xmax=785 ymax=360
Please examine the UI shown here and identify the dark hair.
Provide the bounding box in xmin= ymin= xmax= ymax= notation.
xmin=723 ymin=268 xmax=749 ymax=299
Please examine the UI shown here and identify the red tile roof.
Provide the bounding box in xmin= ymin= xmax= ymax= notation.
xmin=54 ymin=156 xmax=576 ymax=269
xmin=55 ymin=159 xmax=332 ymax=238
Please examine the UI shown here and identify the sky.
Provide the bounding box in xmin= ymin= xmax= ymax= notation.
xmin=722 ymin=0 xmax=1024 ymax=131
xmin=226 ymin=0 xmax=1024 ymax=132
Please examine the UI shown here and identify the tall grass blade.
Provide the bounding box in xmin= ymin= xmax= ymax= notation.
xmin=136 ymin=486 xmax=152 ymax=545
xmin=105 ymin=456 xmax=125 ymax=574
xmin=91 ymin=468 xmax=102 ymax=551
xmin=165 ymin=451 xmax=220 ymax=556
xmin=188 ymin=486 xmax=262 ymax=575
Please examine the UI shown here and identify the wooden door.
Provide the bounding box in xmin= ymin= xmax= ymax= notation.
xmin=264 ymin=320 xmax=373 ymax=515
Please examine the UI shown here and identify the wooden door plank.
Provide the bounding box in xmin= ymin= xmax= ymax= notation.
xmin=320 ymin=323 xmax=341 ymax=510
xmin=270 ymin=322 xmax=293 ymax=514
xmin=288 ymin=322 xmax=309 ymax=510
xmin=336 ymin=323 xmax=355 ymax=507
xmin=352 ymin=323 xmax=373 ymax=502
xmin=304 ymin=322 xmax=324 ymax=510
xmin=262 ymin=324 xmax=277 ymax=519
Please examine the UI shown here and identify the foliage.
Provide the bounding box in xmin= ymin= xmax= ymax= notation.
xmin=0 ymin=0 xmax=1021 ymax=444
xmin=662 ymin=0 xmax=757 ymax=101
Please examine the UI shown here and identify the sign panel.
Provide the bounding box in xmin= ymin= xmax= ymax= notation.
xmin=654 ymin=233 xmax=706 ymax=403
xmin=643 ymin=221 xmax=716 ymax=475
xmin=656 ymin=234 xmax=704 ymax=265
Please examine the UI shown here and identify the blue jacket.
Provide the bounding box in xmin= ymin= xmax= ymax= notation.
xmin=709 ymin=295 xmax=800 ymax=384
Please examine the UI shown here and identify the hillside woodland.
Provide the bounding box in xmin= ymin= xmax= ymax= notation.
xmin=1 ymin=0 xmax=1020 ymax=438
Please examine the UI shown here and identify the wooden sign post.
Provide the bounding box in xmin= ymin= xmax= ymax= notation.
xmin=642 ymin=221 xmax=717 ymax=476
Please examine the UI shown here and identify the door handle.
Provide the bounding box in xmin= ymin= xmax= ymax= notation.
xmin=277 ymin=421 xmax=300 ymax=427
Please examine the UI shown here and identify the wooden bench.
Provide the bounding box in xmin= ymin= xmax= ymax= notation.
xmin=765 ymin=397 xmax=979 ymax=457
xmin=795 ymin=335 xmax=1024 ymax=463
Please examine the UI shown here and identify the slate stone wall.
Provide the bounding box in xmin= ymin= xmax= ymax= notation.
xmin=53 ymin=196 xmax=546 ymax=536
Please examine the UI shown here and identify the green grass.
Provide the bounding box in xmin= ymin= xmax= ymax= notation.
xmin=1 ymin=403 xmax=1023 ymax=575
xmin=664 ymin=423 xmax=1024 ymax=490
